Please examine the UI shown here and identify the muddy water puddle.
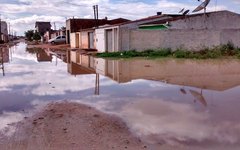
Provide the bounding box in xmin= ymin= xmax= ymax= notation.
xmin=1 ymin=43 xmax=240 ymax=149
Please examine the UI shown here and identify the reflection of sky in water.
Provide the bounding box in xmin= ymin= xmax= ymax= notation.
xmin=1 ymin=43 xmax=240 ymax=148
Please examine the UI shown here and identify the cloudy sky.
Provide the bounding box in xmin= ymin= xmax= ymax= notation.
xmin=0 ymin=0 xmax=239 ymax=35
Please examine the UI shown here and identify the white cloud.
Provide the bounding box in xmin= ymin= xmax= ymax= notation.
xmin=1 ymin=43 xmax=114 ymax=96
xmin=0 ymin=0 xmax=233 ymax=35
xmin=0 ymin=111 xmax=24 ymax=137
xmin=120 ymin=99 xmax=240 ymax=145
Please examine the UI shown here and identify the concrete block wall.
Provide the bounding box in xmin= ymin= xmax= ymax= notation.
xmin=170 ymin=11 xmax=240 ymax=30
xmin=220 ymin=29 xmax=240 ymax=47
xmin=119 ymin=28 xmax=131 ymax=51
xmin=129 ymin=29 xmax=240 ymax=51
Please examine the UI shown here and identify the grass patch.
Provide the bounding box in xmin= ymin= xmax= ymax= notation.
xmin=96 ymin=42 xmax=240 ymax=59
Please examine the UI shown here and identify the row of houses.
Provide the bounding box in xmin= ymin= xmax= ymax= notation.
xmin=69 ymin=10 xmax=240 ymax=52
xmin=36 ymin=10 xmax=240 ymax=52
xmin=34 ymin=22 xmax=64 ymax=42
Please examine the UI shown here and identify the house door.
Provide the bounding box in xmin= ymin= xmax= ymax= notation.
xmin=106 ymin=30 xmax=113 ymax=52
xmin=76 ymin=34 xmax=80 ymax=48
xmin=88 ymin=32 xmax=94 ymax=49
xmin=67 ymin=30 xmax=70 ymax=44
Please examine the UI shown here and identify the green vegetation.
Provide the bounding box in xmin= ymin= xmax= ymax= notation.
xmin=25 ymin=30 xmax=34 ymax=41
xmin=26 ymin=47 xmax=44 ymax=54
xmin=97 ymin=49 xmax=172 ymax=58
xmin=32 ymin=32 xmax=41 ymax=41
xmin=25 ymin=30 xmax=41 ymax=41
xmin=96 ymin=42 xmax=240 ymax=59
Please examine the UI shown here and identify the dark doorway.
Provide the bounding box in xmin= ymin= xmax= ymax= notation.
xmin=106 ymin=30 xmax=113 ymax=52
xmin=88 ymin=32 xmax=94 ymax=49
xmin=67 ymin=30 xmax=70 ymax=44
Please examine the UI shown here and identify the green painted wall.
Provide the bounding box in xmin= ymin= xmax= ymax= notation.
xmin=139 ymin=25 xmax=168 ymax=30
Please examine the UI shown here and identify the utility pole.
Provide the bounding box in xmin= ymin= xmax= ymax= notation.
xmin=93 ymin=5 xmax=99 ymax=28
xmin=54 ymin=22 xmax=56 ymax=30
xmin=8 ymin=22 xmax=10 ymax=41
xmin=0 ymin=14 xmax=2 ymax=41
xmin=93 ymin=5 xmax=96 ymax=27
xmin=96 ymin=5 xmax=99 ymax=28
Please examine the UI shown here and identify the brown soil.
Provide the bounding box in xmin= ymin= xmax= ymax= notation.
xmin=27 ymin=43 xmax=70 ymax=50
xmin=0 ymin=102 xmax=147 ymax=150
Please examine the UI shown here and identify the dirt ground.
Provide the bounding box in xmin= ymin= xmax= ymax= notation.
xmin=0 ymin=102 xmax=148 ymax=150
xmin=26 ymin=42 xmax=70 ymax=50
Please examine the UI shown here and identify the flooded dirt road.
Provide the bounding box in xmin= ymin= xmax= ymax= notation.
xmin=1 ymin=43 xmax=240 ymax=149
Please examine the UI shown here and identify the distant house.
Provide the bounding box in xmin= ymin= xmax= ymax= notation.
xmin=35 ymin=22 xmax=51 ymax=41
xmin=95 ymin=10 xmax=240 ymax=52
xmin=44 ymin=28 xmax=66 ymax=42
xmin=66 ymin=50 xmax=95 ymax=75
xmin=0 ymin=21 xmax=8 ymax=42
xmin=36 ymin=50 xmax=52 ymax=62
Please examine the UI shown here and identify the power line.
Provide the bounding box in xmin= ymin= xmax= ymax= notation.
xmin=215 ymin=0 xmax=218 ymax=11
xmin=93 ymin=5 xmax=99 ymax=28
xmin=0 ymin=14 xmax=2 ymax=41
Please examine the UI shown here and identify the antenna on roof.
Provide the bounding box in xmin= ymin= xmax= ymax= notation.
xmin=215 ymin=0 xmax=218 ymax=11
xmin=192 ymin=0 xmax=211 ymax=13
xmin=183 ymin=10 xmax=190 ymax=15
xmin=179 ymin=8 xmax=185 ymax=13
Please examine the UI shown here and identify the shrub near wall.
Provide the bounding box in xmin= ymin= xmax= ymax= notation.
xmin=97 ymin=43 xmax=240 ymax=59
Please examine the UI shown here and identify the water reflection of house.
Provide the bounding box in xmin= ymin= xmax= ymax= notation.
xmin=66 ymin=49 xmax=100 ymax=95
xmin=43 ymin=48 xmax=67 ymax=63
xmin=67 ymin=50 xmax=95 ymax=75
xmin=36 ymin=50 xmax=52 ymax=62
xmin=94 ymin=58 xmax=240 ymax=91
xmin=0 ymin=47 xmax=9 ymax=76
xmin=0 ymin=47 xmax=9 ymax=63
xmin=0 ymin=21 xmax=9 ymax=43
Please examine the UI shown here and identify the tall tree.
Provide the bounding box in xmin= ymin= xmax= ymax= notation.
xmin=33 ymin=32 xmax=41 ymax=41
xmin=25 ymin=30 xmax=34 ymax=41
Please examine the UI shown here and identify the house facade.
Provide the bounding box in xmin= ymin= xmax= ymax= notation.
xmin=69 ymin=18 xmax=130 ymax=50
xmin=66 ymin=18 xmax=110 ymax=44
xmin=70 ymin=29 xmax=95 ymax=49
xmin=0 ymin=21 xmax=8 ymax=43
